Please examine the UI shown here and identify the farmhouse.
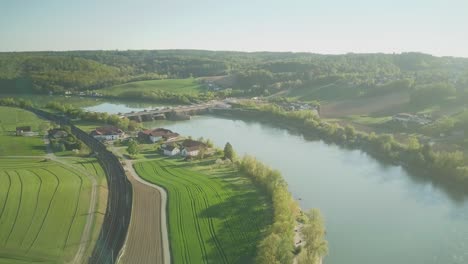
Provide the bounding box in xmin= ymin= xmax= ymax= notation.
xmin=90 ymin=126 xmax=124 ymax=141
xmin=180 ymin=139 xmax=207 ymax=157
xmin=16 ymin=126 xmax=31 ymax=136
xmin=163 ymin=132 xmax=180 ymax=142
xmin=138 ymin=128 xmax=179 ymax=143
xmin=48 ymin=128 xmax=68 ymax=139
xmin=15 ymin=126 xmax=39 ymax=136
xmin=162 ymin=144 xmax=180 ymax=156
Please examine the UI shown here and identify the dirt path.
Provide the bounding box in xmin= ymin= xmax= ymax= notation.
xmin=113 ymin=149 xmax=170 ymax=264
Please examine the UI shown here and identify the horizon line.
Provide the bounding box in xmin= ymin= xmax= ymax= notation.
xmin=1 ymin=48 xmax=467 ymax=59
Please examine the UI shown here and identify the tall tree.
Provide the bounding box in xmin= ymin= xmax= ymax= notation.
xmin=127 ymin=140 xmax=140 ymax=156
xmin=224 ymin=142 xmax=236 ymax=161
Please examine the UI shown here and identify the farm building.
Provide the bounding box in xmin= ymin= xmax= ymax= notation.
xmin=180 ymin=139 xmax=207 ymax=157
xmin=138 ymin=128 xmax=179 ymax=143
xmin=90 ymin=126 xmax=124 ymax=141
xmin=163 ymin=132 xmax=180 ymax=142
xmin=16 ymin=126 xmax=31 ymax=136
xmin=162 ymin=144 xmax=180 ymax=156
xmin=15 ymin=126 xmax=39 ymax=136
xmin=48 ymin=128 xmax=68 ymax=139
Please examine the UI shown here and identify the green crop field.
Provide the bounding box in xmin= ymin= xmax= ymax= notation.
xmin=0 ymin=157 xmax=105 ymax=264
xmin=100 ymin=78 xmax=203 ymax=96
xmin=0 ymin=106 xmax=49 ymax=156
xmin=135 ymin=157 xmax=272 ymax=264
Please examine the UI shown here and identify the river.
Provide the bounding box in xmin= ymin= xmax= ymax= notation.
xmin=146 ymin=115 xmax=468 ymax=264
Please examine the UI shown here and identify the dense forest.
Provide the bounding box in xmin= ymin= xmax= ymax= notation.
xmin=1 ymin=50 xmax=468 ymax=100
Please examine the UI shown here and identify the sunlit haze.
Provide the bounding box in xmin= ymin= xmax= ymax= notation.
xmin=1 ymin=0 xmax=468 ymax=57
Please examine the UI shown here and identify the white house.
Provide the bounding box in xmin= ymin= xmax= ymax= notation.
xmin=90 ymin=126 xmax=124 ymax=141
xmin=163 ymin=145 xmax=180 ymax=156
xmin=180 ymin=139 xmax=207 ymax=157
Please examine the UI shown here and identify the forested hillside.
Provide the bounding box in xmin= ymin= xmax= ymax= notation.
xmin=0 ymin=50 xmax=467 ymax=101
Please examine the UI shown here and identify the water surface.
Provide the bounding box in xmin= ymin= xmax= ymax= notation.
xmin=148 ymin=115 xmax=468 ymax=264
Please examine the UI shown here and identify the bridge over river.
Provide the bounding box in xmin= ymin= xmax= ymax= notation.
xmin=121 ymin=101 xmax=230 ymax=122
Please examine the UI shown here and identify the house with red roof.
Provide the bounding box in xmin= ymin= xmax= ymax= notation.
xmin=90 ymin=126 xmax=124 ymax=141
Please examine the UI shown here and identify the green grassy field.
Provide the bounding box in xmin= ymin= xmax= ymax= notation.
xmin=135 ymin=157 xmax=272 ymax=264
xmin=0 ymin=157 xmax=101 ymax=263
xmin=99 ymin=78 xmax=203 ymax=96
xmin=0 ymin=106 xmax=49 ymax=156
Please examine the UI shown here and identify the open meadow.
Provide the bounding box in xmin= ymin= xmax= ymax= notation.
xmin=0 ymin=106 xmax=49 ymax=156
xmin=99 ymin=78 xmax=203 ymax=97
xmin=134 ymin=157 xmax=272 ymax=264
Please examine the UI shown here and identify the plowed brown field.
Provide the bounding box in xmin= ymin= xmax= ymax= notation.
xmin=118 ymin=161 xmax=166 ymax=264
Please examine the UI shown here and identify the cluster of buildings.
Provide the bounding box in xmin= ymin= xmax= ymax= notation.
xmin=392 ymin=113 xmax=432 ymax=126
xmin=89 ymin=126 xmax=208 ymax=157
xmin=273 ymin=101 xmax=320 ymax=116
xmin=64 ymin=90 xmax=104 ymax=97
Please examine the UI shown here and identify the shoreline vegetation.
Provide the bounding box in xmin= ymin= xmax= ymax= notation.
xmin=239 ymin=155 xmax=328 ymax=263
xmin=214 ymin=103 xmax=468 ymax=195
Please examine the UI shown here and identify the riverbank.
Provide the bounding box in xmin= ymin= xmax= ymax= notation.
xmin=212 ymin=107 xmax=468 ymax=196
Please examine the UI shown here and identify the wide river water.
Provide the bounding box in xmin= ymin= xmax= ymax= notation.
xmin=146 ymin=115 xmax=468 ymax=264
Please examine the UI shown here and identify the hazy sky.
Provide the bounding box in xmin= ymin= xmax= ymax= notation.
xmin=1 ymin=0 xmax=468 ymax=57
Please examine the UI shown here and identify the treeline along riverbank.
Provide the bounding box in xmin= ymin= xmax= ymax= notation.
xmin=214 ymin=105 xmax=468 ymax=196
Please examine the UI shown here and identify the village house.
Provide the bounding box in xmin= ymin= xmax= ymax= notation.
xmin=48 ymin=128 xmax=68 ymax=139
xmin=16 ymin=126 xmax=31 ymax=136
xmin=138 ymin=128 xmax=179 ymax=143
xmin=162 ymin=144 xmax=180 ymax=156
xmin=90 ymin=126 xmax=124 ymax=141
xmin=15 ymin=126 xmax=39 ymax=136
xmin=180 ymin=139 xmax=207 ymax=157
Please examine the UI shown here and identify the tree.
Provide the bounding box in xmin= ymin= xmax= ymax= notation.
xmin=127 ymin=140 xmax=140 ymax=156
xmin=407 ymin=136 xmax=421 ymax=151
xmin=224 ymin=142 xmax=236 ymax=161
xmin=256 ymin=233 xmax=281 ymax=264
xmin=299 ymin=209 xmax=328 ymax=264
xmin=344 ymin=125 xmax=356 ymax=140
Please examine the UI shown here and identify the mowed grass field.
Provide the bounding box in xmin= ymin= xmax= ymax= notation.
xmin=0 ymin=106 xmax=49 ymax=156
xmin=135 ymin=157 xmax=272 ymax=264
xmin=99 ymin=78 xmax=203 ymax=96
xmin=0 ymin=105 xmax=108 ymax=263
xmin=0 ymin=157 xmax=103 ymax=263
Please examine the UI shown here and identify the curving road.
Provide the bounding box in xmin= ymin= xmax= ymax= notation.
xmin=115 ymin=151 xmax=170 ymax=264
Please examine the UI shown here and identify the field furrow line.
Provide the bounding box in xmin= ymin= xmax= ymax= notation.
xmin=20 ymin=170 xmax=43 ymax=246
xmin=0 ymin=172 xmax=12 ymax=221
xmin=5 ymin=171 xmax=23 ymax=245
xmin=26 ymin=168 xmax=60 ymax=253
xmin=62 ymin=166 xmax=84 ymax=249
xmin=157 ymin=162 xmax=227 ymax=263
xmin=150 ymin=164 xmax=191 ymax=263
